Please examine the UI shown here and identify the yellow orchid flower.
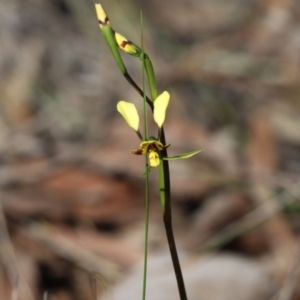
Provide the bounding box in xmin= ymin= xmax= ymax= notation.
xmin=117 ymin=91 xmax=170 ymax=167
xmin=132 ymin=140 xmax=170 ymax=167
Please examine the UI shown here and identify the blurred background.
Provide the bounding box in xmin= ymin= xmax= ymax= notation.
xmin=1 ymin=0 xmax=300 ymax=299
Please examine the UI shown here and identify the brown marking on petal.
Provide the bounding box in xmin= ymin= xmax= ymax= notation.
xmin=148 ymin=144 xmax=158 ymax=152
xmin=98 ymin=17 xmax=110 ymax=26
xmin=121 ymin=40 xmax=133 ymax=49
xmin=131 ymin=149 xmax=143 ymax=155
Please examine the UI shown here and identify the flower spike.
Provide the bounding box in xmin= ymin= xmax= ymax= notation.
xmin=153 ymin=91 xmax=170 ymax=128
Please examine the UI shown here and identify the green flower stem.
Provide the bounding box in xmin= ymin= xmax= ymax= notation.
xmin=100 ymin=25 xmax=127 ymax=75
xmin=141 ymin=14 xmax=149 ymax=300
xmin=142 ymin=154 xmax=150 ymax=300
xmin=123 ymin=71 xmax=153 ymax=110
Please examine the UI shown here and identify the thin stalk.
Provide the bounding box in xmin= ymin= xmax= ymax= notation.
xmin=159 ymin=132 xmax=188 ymax=300
xmin=123 ymin=71 xmax=153 ymax=110
xmin=141 ymin=12 xmax=150 ymax=300
xmin=141 ymin=54 xmax=157 ymax=100
xmin=142 ymin=158 xmax=150 ymax=300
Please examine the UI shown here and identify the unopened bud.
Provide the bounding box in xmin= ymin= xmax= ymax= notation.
xmin=115 ymin=32 xmax=142 ymax=57
xmin=95 ymin=4 xmax=111 ymax=28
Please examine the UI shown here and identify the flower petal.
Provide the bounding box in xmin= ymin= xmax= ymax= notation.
xmin=131 ymin=148 xmax=144 ymax=155
xmin=153 ymin=91 xmax=170 ymax=127
xmin=149 ymin=150 xmax=160 ymax=167
xmin=117 ymin=101 xmax=139 ymax=131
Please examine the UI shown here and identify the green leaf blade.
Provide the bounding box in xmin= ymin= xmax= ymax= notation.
xmin=162 ymin=150 xmax=203 ymax=161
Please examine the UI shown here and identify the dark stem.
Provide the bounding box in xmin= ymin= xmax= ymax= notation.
xmin=160 ymin=129 xmax=188 ymax=300
xmin=124 ymin=71 xmax=153 ymax=110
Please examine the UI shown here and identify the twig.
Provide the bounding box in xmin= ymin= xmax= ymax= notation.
xmin=24 ymin=222 xmax=121 ymax=283
xmin=0 ymin=191 xmax=35 ymax=300
xmin=276 ymin=240 xmax=300 ymax=300
xmin=200 ymin=180 xmax=300 ymax=252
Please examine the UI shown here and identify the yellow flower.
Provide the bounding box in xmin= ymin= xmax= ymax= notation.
xmin=153 ymin=91 xmax=170 ymax=128
xmin=117 ymin=101 xmax=140 ymax=131
xmin=132 ymin=140 xmax=170 ymax=167
xmin=117 ymin=91 xmax=170 ymax=167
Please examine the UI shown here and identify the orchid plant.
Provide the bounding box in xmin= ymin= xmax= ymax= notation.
xmin=95 ymin=4 xmax=201 ymax=300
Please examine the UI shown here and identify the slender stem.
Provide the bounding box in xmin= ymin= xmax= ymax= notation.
xmin=143 ymin=54 xmax=157 ymax=100
xmin=142 ymin=154 xmax=150 ymax=300
xmin=159 ymin=130 xmax=188 ymax=300
xmin=141 ymin=12 xmax=150 ymax=300
xmin=123 ymin=71 xmax=153 ymax=111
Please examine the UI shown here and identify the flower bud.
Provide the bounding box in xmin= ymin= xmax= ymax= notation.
xmin=115 ymin=32 xmax=142 ymax=57
xmin=95 ymin=4 xmax=111 ymax=28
